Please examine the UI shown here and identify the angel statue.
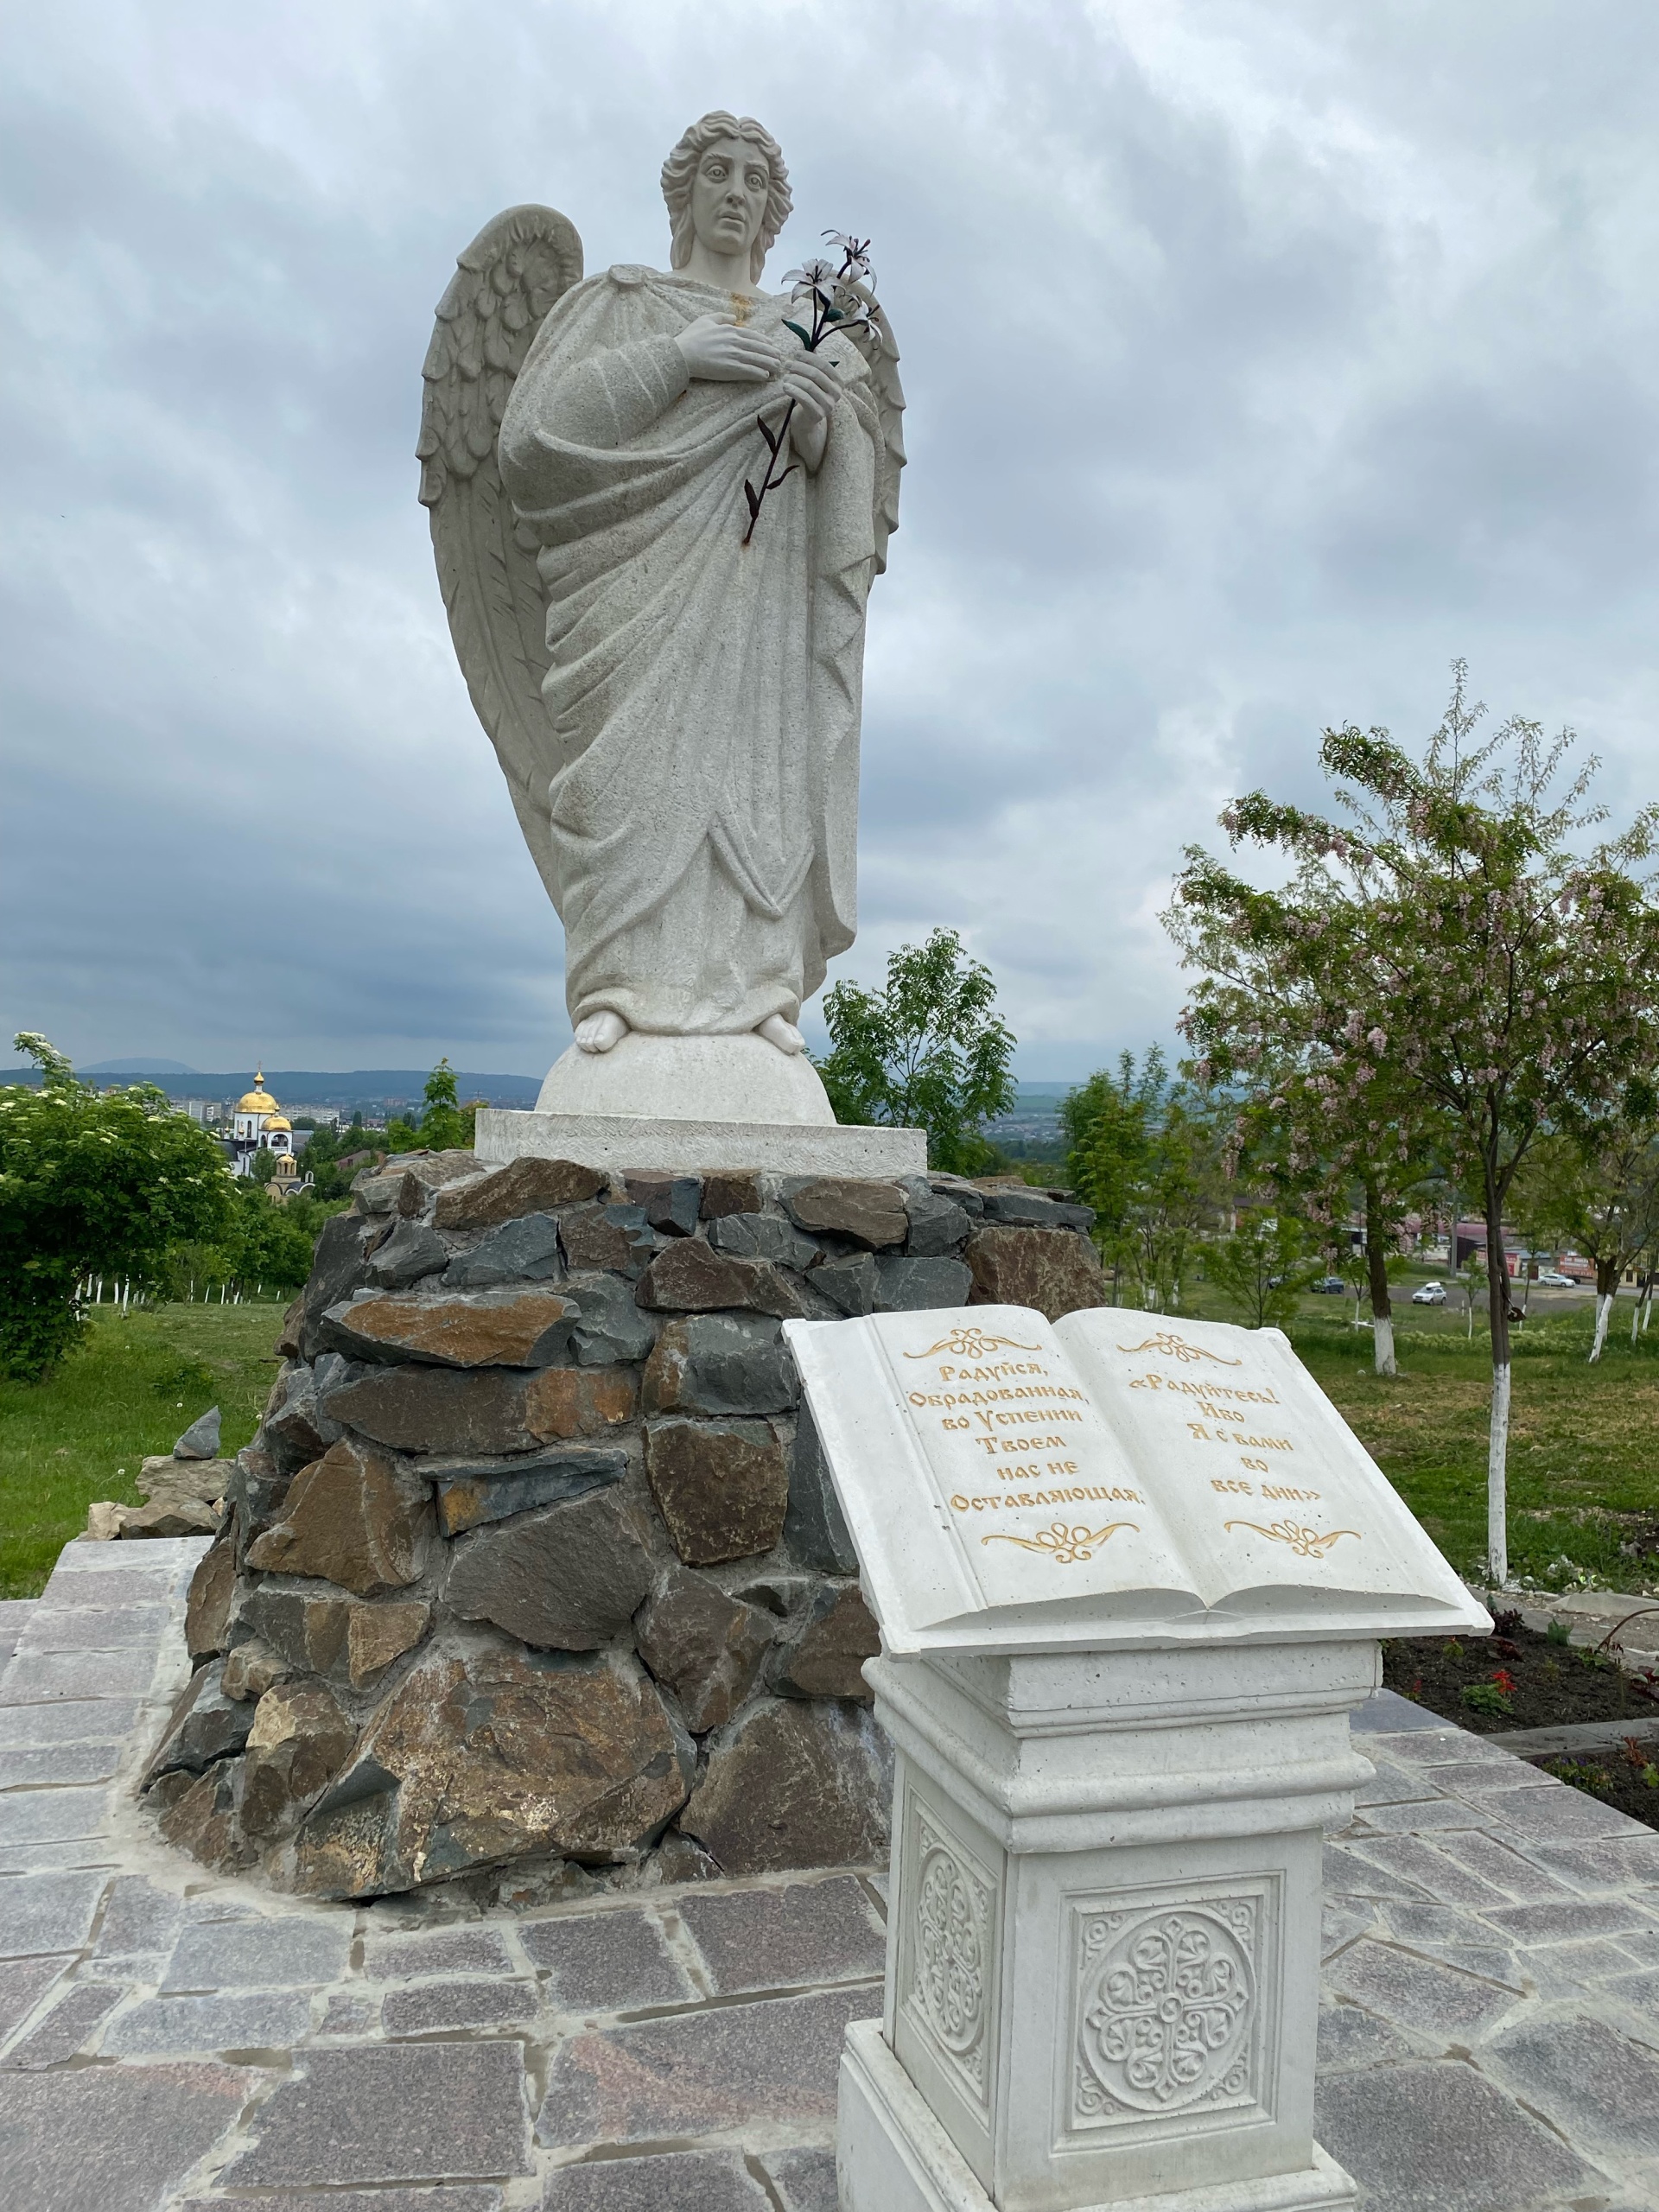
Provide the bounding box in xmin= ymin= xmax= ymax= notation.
xmin=418 ymin=111 xmax=904 ymax=1122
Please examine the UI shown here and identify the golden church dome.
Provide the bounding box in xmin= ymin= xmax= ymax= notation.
xmin=237 ymin=1068 xmax=278 ymax=1115
xmin=265 ymin=1115 xmax=291 ymax=1132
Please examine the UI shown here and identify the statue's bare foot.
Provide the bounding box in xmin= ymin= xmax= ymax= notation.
xmin=757 ymin=1014 xmax=805 ymax=1055
xmin=575 ymin=1010 xmax=627 ymax=1055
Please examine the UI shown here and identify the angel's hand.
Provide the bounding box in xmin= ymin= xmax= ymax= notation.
xmin=677 ymin=314 xmax=776 ymax=383
xmin=779 ymin=350 xmax=842 ymax=470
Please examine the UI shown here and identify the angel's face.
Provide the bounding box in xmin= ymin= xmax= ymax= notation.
xmin=690 ymin=137 xmax=770 ymax=264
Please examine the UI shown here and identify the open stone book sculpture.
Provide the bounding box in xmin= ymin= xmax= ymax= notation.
xmin=419 ymin=112 xmax=905 ymax=1131
xmin=785 ymin=1306 xmax=1479 ymax=1655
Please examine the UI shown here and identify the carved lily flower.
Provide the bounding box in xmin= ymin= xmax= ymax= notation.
xmin=822 ymin=229 xmax=874 ymax=277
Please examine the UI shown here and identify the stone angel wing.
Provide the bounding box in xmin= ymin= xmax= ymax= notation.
xmin=417 ymin=206 xmax=583 ymax=906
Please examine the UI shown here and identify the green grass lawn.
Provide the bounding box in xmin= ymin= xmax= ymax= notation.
xmin=3 ymin=1277 xmax=1656 ymax=1605
xmin=0 ymin=1304 xmax=287 ymax=1597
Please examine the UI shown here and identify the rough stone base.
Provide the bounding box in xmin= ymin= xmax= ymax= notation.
xmin=477 ymin=1107 xmax=926 ymax=1178
xmin=838 ymin=2023 xmax=1358 ymax=2212
xmin=143 ymin=1148 xmax=1106 ymax=1904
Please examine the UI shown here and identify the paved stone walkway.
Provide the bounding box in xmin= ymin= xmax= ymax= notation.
xmin=4 ymin=1541 xmax=1659 ymax=2211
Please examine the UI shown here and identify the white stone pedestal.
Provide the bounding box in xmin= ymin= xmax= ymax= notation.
xmin=840 ymin=1638 xmax=1370 ymax=2212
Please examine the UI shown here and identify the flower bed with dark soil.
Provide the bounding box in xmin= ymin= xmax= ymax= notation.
xmin=1382 ymin=1613 xmax=1659 ymax=1829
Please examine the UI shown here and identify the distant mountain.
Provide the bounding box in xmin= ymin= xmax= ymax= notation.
xmin=81 ymin=1057 xmax=200 ymax=1075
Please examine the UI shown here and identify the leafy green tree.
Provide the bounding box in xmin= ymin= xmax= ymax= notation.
xmin=1202 ymin=1211 xmax=1315 ymax=1331
xmin=0 ymin=1033 xmax=234 ymax=1377
xmin=817 ymin=930 xmax=1017 ymax=1173
xmin=1169 ymin=666 xmax=1659 ymax=1582
xmin=1063 ymin=1050 xmax=1223 ymax=1311
xmin=386 ymin=1058 xmax=480 ymax=1154
xmin=1512 ymin=1086 xmax=1659 ymax=1361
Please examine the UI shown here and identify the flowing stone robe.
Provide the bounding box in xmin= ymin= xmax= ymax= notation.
xmin=499 ymin=265 xmax=884 ymax=1037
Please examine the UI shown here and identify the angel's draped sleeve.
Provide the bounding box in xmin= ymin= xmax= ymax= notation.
xmin=501 ymin=330 xmax=689 ymax=470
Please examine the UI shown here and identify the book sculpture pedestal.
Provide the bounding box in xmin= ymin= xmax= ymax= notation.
xmin=785 ymin=1307 xmax=1490 ymax=2212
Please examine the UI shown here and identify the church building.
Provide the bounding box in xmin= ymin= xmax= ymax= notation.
xmin=229 ymin=1070 xmax=295 ymax=1179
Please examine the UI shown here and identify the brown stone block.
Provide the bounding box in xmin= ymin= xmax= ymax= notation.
xmin=156 ymin=1759 xmax=256 ymax=1873
xmin=431 ymin=1446 xmax=626 ymax=1536
xmin=635 ymin=1567 xmax=773 ymax=1732
xmin=769 ymin=1584 xmax=880 ymax=1702
xmin=347 ymin=1599 xmax=431 ymax=1687
xmin=294 ymin=1644 xmax=691 ymax=1897
xmin=322 ymin=1288 xmax=576 ymax=1369
xmin=241 ymin=1683 xmax=358 ymax=1839
xmin=523 ymin=1364 xmax=636 ymax=1440
xmin=243 ymin=1586 xmax=352 ymax=1675
xmin=435 ymin=1156 xmax=608 ymax=1230
xmin=635 ymin=1241 xmax=805 ymax=1319
xmin=700 ymin=1170 xmax=764 ymax=1218
xmin=222 ymin=1638 xmax=292 ymax=1702
xmin=560 ymin=1202 xmax=660 ymax=1276
xmin=678 ymin=1700 xmax=892 ymax=1875
xmin=276 ymin=1295 xmax=304 ymax=1357
xmin=781 ymin=1177 xmax=907 ymax=1248
xmin=324 ymin=1365 xmax=532 ymax=1455
xmin=645 ymin=1418 xmax=789 ymax=1565
xmin=184 ymin=1535 xmax=236 ymax=1664
xmin=965 ymin=1224 xmax=1109 ymax=1320
xmin=245 ymin=1437 xmax=430 ymax=1597
xmin=446 ymin=1489 xmax=652 ymax=1650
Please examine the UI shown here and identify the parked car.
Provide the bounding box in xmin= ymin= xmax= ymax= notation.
xmin=1310 ymin=1276 xmax=1348 ymax=1294
xmin=1535 ymin=1270 xmax=1575 ymax=1287
xmin=1411 ymin=1281 xmax=1447 ymax=1305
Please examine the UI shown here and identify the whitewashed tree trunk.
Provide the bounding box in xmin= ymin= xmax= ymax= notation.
xmin=1373 ymin=1313 xmax=1396 ymax=1376
xmin=1591 ymin=1292 xmax=1613 ymax=1363
xmin=1488 ymin=1361 xmax=1511 ymax=1586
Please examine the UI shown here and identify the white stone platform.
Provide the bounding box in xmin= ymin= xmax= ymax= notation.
xmin=476 ymin=1105 xmax=926 ymax=1178
xmin=6 ymin=1548 xmax=1659 ymax=2210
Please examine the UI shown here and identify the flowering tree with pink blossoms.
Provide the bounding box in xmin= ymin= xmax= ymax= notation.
xmin=1166 ymin=667 xmax=1659 ymax=1586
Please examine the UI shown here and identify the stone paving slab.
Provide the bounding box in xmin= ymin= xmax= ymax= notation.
xmin=3 ymin=1544 xmax=1659 ymax=2209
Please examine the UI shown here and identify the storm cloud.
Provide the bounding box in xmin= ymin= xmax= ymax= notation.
xmin=3 ymin=1 xmax=1656 ymax=1079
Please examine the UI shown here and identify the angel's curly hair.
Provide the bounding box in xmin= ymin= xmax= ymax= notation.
xmin=661 ymin=112 xmax=791 ymax=285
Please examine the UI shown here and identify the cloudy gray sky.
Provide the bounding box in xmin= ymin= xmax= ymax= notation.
xmin=4 ymin=1 xmax=1656 ymax=1081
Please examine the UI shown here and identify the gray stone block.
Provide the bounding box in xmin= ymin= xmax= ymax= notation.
xmin=0 ymin=1955 xmax=71 ymax=2044
xmin=1482 ymin=1897 xmax=1655 ymax=1944
xmin=174 ymin=1406 xmax=222 ymax=1459
xmin=677 ymin=1876 xmax=885 ymax=1995
xmin=1 ymin=1650 xmax=155 ymax=1704
xmin=784 ymin=1402 xmax=858 ymax=1577
xmin=92 ymin=1875 xmax=182 ymax=1963
xmin=543 ymin=2150 xmax=773 ymax=2209
xmin=708 ymin=1212 xmax=820 ymax=1270
xmin=223 ymin=2043 xmax=533 ymax=2184
xmin=873 ymin=1255 xmax=973 ymax=1311
xmin=977 ymin=1188 xmax=1093 ymax=1231
xmin=0 ymin=1981 xmax=121 ymax=2061
xmin=445 ymin=1212 xmax=566 ymax=1287
xmin=369 ymin=1220 xmax=451 ymax=1288
xmin=0 ymin=1871 xmax=107 ymax=1956
xmin=0 ymin=2062 xmax=255 ymax=2212
xmin=263 ymin=1362 xmax=343 ymax=1471
xmin=1427 ymin=1827 xmax=1577 ymax=1900
xmin=0 ymin=1787 xmax=108 ymax=1847
xmin=162 ymin=1914 xmax=352 ymax=1991
xmin=1354 ymin=1796 xmax=1483 ymax=1834
xmin=143 ymin=1659 xmax=251 ymax=1784
xmin=430 ymin=1444 xmax=625 ymax=1537
xmin=634 ymin=1567 xmax=773 ymax=1734
xmin=180 ymin=2196 xmax=501 ymax=2212
xmin=1328 ymin=1939 xmax=1521 ymax=2039
xmin=520 ymin=1906 xmax=695 ymax=2012
xmin=899 ymin=1182 xmax=973 ymax=1255
xmin=1315 ymin=2002 xmax=1415 ymax=2069
xmin=558 ymin=1203 xmax=663 ymax=1279
xmin=808 ymin=1253 xmax=876 ymax=1317
xmin=761 ymin=2145 xmax=839 ymax=2212
xmin=15 ymin=1602 xmax=169 ymax=1653
xmin=383 ymin=1978 xmax=538 ymax=2035
xmin=536 ymin=1984 xmax=878 ymax=2147
xmin=1338 ymin=1834 xmax=1508 ymax=1904
xmin=0 ymin=1699 xmax=140 ymax=1750
xmin=302 ymin=1212 xmax=378 ymax=1357
xmin=1321 ymin=1841 xmax=1434 ymax=1901
xmin=362 ymin=1925 xmax=516 ymax=1980
xmin=565 ymin=1273 xmax=657 ymax=1364
xmin=626 ymin=1174 xmax=702 ymax=1237
xmin=101 ymin=1988 xmax=312 ymax=2056
xmin=644 ymin=1313 xmax=799 ymax=1416
xmin=1314 ymin=2060 xmax=1599 ymax=2211
xmin=445 ymin=1487 xmax=653 ymax=1650
xmin=1484 ymin=1779 xmax=1646 ymax=1840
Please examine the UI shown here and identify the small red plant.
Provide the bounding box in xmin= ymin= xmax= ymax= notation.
xmin=1490 ymin=1669 xmax=1519 ymax=1695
